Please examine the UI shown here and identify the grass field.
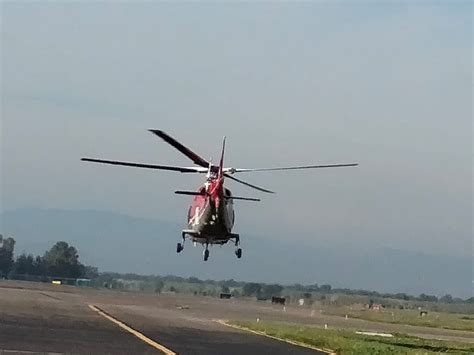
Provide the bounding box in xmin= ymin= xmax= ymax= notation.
xmin=229 ymin=320 xmax=474 ymax=354
xmin=319 ymin=306 xmax=474 ymax=332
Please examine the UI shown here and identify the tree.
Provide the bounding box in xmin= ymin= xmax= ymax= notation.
xmin=42 ymin=241 xmax=85 ymax=278
xmin=260 ymin=284 xmax=283 ymax=298
xmin=154 ymin=280 xmax=164 ymax=293
xmin=320 ymin=284 xmax=332 ymax=292
xmin=10 ymin=253 xmax=36 ymax=276
xmin=83 ymin=266 xmax=99 ymax=279
xmin=417 ymin=293 xmax=438 ymax=302
xmin=0 ymin=235 xmax=15 ymax=277
xmin=220 ymin=279 xmax=239 ymax=288
xmin=33 ymin=255 xmax=45 ymax=276
xmin=242 ymin=282 xmax=262 ymax=297
xmin=394 ymin=293 xmax=411 ymax=301
xmin=221 ymin=285 xmax=230 ymax=294
xmin=188 ymin=277 xmax=202 ymax=284
xmin=439 ymin=294 xmax=453 ymax=303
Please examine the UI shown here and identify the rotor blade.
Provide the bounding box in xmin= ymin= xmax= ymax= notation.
xmin=224 ymin=173 xmax=275 ymax=194
xmin=230 ymin=163 xmax=358 ymax=173
xmin=225 ymin=196 xmax=261 ymax=202
xmin=81 ymin=158 xmax=206 ymax=173
xmin=148 ymin=130 xmax=209 ymax=168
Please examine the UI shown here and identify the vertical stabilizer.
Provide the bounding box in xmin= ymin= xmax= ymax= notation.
xmin=218 ymin=136 xmax=226 ymax=181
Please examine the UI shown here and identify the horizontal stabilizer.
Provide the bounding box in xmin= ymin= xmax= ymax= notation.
xmin=175 ymin=190 xmax=207 ymax=196
xmin=225 ymin=196 xmax=260 ymax=202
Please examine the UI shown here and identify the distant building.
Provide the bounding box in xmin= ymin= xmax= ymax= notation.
xmin=271 ymin=296 xmax=286 ymax=305
xmin=51 ymin=277 xmax=91 ymax=286
xmin=369 ymin=303 xmax=383 ymax=311
xmin=76 ymin=278 xmax=91 ymax=287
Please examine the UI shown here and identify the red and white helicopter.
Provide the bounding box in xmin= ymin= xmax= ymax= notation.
xmin=82 ymin=130 xmax=357 ymax=261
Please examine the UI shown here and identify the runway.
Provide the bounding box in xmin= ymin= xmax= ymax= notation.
xmin=1 ymin=280 xmax=472 ymax=354
xmin=0 ymin=280 xmax=322 ymax=354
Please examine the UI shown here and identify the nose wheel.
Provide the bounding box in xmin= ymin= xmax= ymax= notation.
xmin=235 ymin=248 xmax=242 ymax=259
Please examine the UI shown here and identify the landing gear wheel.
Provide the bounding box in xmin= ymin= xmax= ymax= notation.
xmin=235 ymin=248 xmax=242 ymax=259
xmin=177 ymin=243 xmax=183 ymax=253
xmin=203 ymin=249 xmax=210 ymax=261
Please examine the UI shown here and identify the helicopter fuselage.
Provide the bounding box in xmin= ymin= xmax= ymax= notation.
xmin=185 ymin=179 xmax=235 ymax=245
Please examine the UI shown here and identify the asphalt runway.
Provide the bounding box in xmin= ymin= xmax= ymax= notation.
xmin=0 ymin=280 xmax=472 ymax=354
xmin=0 ymin=280 xmax=321 ymax=354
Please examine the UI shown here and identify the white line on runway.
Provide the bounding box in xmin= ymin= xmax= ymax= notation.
xmin=88 ymin=304 xmax=176 ymax=355
xmin=214 ymin=319 xmax=335 ymax=355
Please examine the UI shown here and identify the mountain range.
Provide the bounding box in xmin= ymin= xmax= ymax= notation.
xmin=1 ymin=208 xmax=471 ymax=298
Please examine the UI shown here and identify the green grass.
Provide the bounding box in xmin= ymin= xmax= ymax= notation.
xmin=321 ymin=306 xmax=474 ymax=332
xmin=229 ymin=320 xmax=474 ymax=354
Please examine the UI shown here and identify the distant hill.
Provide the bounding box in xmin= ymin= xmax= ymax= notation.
xmin=1 ymin=208 xmax=471 ymax=298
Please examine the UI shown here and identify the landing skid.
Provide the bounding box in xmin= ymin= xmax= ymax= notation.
xmin=177 ymin=231 xmax=242 ymax=260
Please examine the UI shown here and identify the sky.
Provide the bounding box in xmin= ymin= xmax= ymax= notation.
xmin=1 ymin=2 xmax=472 ymax=282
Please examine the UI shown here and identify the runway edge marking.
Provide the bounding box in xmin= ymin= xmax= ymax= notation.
xmin=88 ymin=304 xmax=176 ymax=355
xmin=214 ymin=319 xmax=335 ymax=355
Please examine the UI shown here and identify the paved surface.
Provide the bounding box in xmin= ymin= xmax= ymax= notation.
xmin=0 ymin=281 xmax=320 ymax=354
xmin=0 ymin=285 xmax=153 ymax=354
xmin=0 ymin=280 xmax=472 ymax=354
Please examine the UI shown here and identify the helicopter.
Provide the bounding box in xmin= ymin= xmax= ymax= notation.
xmin=82 ymin=130 xmax=358 ymax=261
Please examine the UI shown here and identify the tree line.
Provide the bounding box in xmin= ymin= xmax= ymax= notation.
xmin=0 ymin=235 xmax=97 ymax=280
xmin=1 ymin=235 xmax=471 ymax=304
xmin=98 ymin=272 xmax=473 ymax=304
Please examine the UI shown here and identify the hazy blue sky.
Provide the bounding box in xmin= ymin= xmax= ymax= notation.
xmin=1 ymin=2 xmax=472 ymax=266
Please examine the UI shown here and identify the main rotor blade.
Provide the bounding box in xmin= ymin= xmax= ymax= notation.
xmin=148 ymin=130 xmax=209 ymax=168
xmin=224 ymin=173 xmax=275 ymax=194
xmin=231 ymin=163 xmax=358 ymax=173
xmin=81 ymin=158 xmax=206 ymax=173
